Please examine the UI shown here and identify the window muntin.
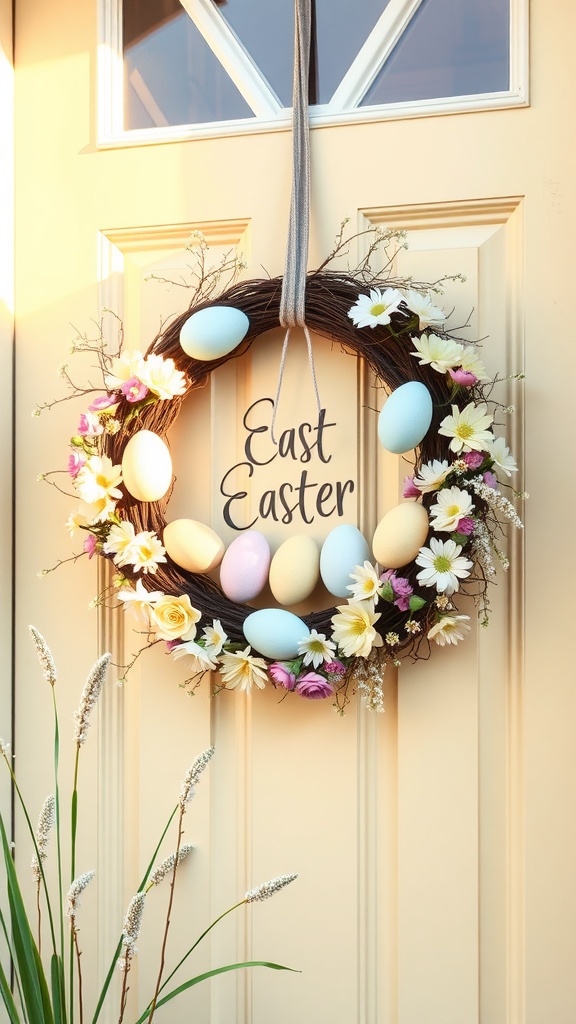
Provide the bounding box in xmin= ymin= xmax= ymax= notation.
xmin=106 ymin=0 xmax=525 ymax=143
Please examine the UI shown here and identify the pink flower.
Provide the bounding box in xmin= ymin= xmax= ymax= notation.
xmin=392 ymin=576 xmax=412 ymax=597
xmin=121 ymin=377 xmax=149 ymax=403
xmin=166 ymin=639 xmax=183 ymax=652
xmin=323 ymin=659 xmax=346 ymax=677
xmin=67 ymin=451 xmax=86 ymax=478
xmin=449 ymin=367 xmax=478 ymax=387
xmin=269 ymin=662 xmax=297 ymax=690
xmin=295 ymin=672 xmax=335 ymax=700
xmin=483 ymin=471 xmax=498 ymax=489
xmin=392 ymin=575 xmax=413 ymax=612
xmin=83 ymin=534 xmax=97 ymax=559
xmin=463 ymin=451 xmax=484 ymax=469
xmin=402 ymin=475 xmax=421 ymax=498
xmin=381 ymin=571 xmax=413 ymax=611
xmin=456 ymin=516 xmax=475 ymax=535
xmin=78 ymin=411 xmax=103 ymax=436
xmin=89 ymin=393 xmax=118 ymax=412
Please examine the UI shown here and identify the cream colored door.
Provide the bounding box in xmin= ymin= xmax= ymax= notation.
xmin=12 ymin=1 xmax=576 ymax=1023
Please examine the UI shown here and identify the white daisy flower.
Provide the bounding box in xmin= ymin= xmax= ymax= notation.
xmin=172 ymin=641 xmax=219 ymax=672
xmin=117 ymin=578 xmax=163 ymax=626
xmin=123 ymin=531 xmax=167 ymax=574
xmin=139 ymin=354 xmax=187 ymax=400
xmin=202 ymin=619 xmax=228 ymax=657
xmin=348 ymin=287 xmax=403 ymax=329
xmin=297 ymin=629 xmax=337 ymax=669
xmin=459 ymin=346 xmax=489 ymax=381
xmin=66 ymin=508 xmax=89 ymax=536
xmin=346 ymin=561 xmax=381 ymax=602
xmin=413 ymin=459 xmax=451 ymax=493
xmin=429 ymin=486 xmax=475 ymax=532
xmin=331 ymin=600 xmax=383 ymax=659
xmin=403 ymin=289 xmax=446 ymax=330
xmin=219 ymin=647 xmax=268 ymax=692
xmin=487 ymin=435 xmax=518 ymax=476
xmin=415 ymin=537 xmax=473 ymax=595
xmin=428 ymin=615 xmax=471 ymax=646
xmin=438 ymin=402 xmax=494 ymax=453
xmin=104 ymin=350 xmax=146 ymax=390
xmin=79 ymin=495 xmax=118 ymax=526
xmin=411 ymin=333 xmax=464 ymax=373
xmin=103 ymin=521 xmax=137 ymax=560
xmin=75 ymin=455 xmax=123 ymax=506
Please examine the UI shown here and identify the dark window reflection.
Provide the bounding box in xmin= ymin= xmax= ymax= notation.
xmin=122 ymin=0 xmax=510 ymax=130
xmin=216 ymin=0 xmax=387 ymax=106
xmin=123 ymin=1 xmax=253 ymax=128
xmin=361 ymin=0 xmax=509 ymax=106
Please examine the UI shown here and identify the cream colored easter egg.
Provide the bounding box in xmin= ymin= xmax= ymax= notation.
xmin=372 ymin=502 xmax=429 ymax=569
xmin=269 ymin=535 xmax=320 ymax=606
xmin=163 ymin=519 xmax=225 ymax=574
xmin=121 ymin=430 xmax=172 ymax=502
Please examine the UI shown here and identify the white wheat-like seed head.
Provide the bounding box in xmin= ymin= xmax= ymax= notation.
xmin=73 ymin=653 xmax=111 ymax=745
xmin=244 ymin=873 xmax=298 ymax=903
xmin=179 ymin=747 xmax=215 ymax=810
xmin=29 ymin=626 xmax=57 ymax=686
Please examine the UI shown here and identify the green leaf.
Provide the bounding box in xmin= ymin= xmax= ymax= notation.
xmin=451 ymin=532 xmax=469 ymax=547
xmin=408 ymin=595 xmax=426 ymax=612
xmin=379 ymin=580 xmax=394 ymax=603
xmin=0 ymin=955 xmax=21 ymax=1024
xmin=0 ymin=815 xmax=55 ymax=1024
xmin=51 ymin=955 xmax=67 ymax=1024
xmin=140 ymin=962 xmax=299 ymax=1019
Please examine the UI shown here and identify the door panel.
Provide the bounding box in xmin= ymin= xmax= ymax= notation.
xmin=13 ymin=1 xmax=576 ymax=1023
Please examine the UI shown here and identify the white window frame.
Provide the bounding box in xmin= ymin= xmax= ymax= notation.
xmin=97 ymin=0 xmax=528 ymax=148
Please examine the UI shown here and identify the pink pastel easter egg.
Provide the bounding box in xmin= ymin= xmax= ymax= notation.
xmin=219 ymin=530 xmax=271 ymax=603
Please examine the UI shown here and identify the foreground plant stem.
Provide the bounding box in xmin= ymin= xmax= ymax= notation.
xmin=146 ymin=809 xmax=186 ymax=1024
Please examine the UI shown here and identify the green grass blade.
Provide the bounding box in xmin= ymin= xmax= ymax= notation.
xmin=0 ymin=954 xmax=22 ymax=1024
xmin=51 ymin=954 xmax=67 ymax=1024
xmin=140 ymin=962 xmax=298 ymax=1019
xmin=0 ymin=817 xmax=57 ymax=1024
xmin=0 ymin=905 xmax=26 ymax=1015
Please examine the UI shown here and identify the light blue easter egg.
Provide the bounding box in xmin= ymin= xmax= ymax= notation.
xmin=378 ymin=381 xmax=433 ymax=455
xmin=319 ymin=524 xmax=371 ymax=599
xmin=243 ymin=609 xmax=309 ymax=660
xmin=180 ymin=305 xmax=249 ymax=361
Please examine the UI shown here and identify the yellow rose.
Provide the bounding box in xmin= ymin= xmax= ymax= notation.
xmin=150 ymin=594 xmax=201 ymax=642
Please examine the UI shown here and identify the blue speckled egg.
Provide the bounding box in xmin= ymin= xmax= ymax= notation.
xmin=243 ymin=608 xmax=309 ymax=660
xmin=319 ymin=524 xmax=370 ymax=598
xmin=180 ymin=305 xmax=249 ymax=361
xmin=378 ymin=381 xmax=433 ymax=454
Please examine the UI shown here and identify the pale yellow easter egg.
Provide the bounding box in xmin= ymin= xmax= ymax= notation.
xmin=269 ymin=535 xmax=320 ymax=606
xmin=372 ymin=501 xmax=429 ymax=569
xmin=163 ymin=519 xmax=225 ymax=574
xmin=121 ymin=430 xmax=172 ymax=502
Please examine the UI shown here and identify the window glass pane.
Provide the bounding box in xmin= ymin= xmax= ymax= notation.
xmin=215 ymin=0 xmax=389 ymax=105
xmin=361 ymin=0 xmax=509 ymax=106
xmin=121 ymin=0 xmax=511 ymax=131
xmin=123 ymin=0 xmax=253 ymax=129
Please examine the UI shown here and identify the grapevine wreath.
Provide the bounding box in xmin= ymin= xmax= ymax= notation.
xmin=40 ymin=230 xmax=525 ymax=713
